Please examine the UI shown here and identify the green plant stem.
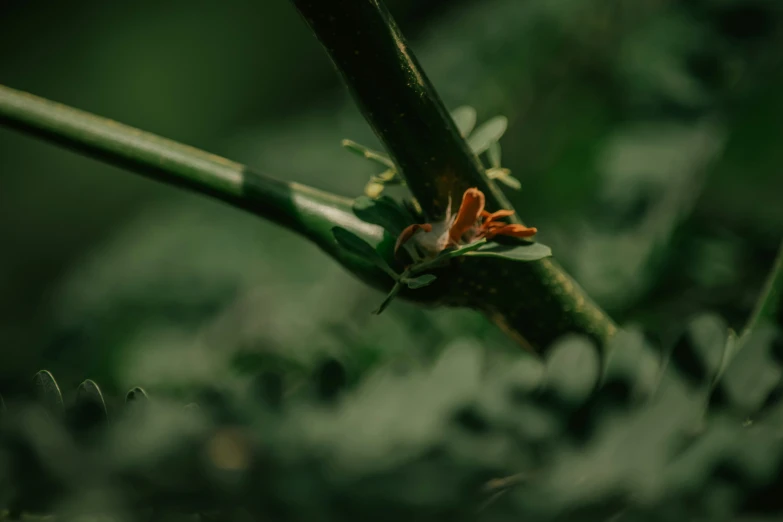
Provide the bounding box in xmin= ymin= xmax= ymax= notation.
xmin=0 ymin=80 xmax=615 ymax=352
xmin=290 ymin=0 xmax=509 ymax=220
xmin=290 ymin=0 xmax=617 ymax=351
xmin=0 ymin=84 xmax=389 ymax=289
xmin=744 ymin=240 xmax=783 ymax=334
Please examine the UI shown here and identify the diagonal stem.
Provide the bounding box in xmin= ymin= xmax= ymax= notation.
xmin=290 ymin=0 xmax=510 ymax=221
xmin=0 ymin=84 xmax=389 ymax=289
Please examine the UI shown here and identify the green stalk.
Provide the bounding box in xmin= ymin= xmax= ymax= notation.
xmin=0 ymin=84 xmax=390 ymax=291
xmin=290 ymin=0 xmax=506 ymax=219
xmin=290 ymin=0 xmax=617 ymax=351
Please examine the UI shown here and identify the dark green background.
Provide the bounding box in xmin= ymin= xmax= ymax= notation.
xmin=1 ymin=0 xmax=781 ymax=394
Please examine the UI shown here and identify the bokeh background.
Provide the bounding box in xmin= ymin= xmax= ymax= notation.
xmin=1 ymin=0 xmax=781 ymax=398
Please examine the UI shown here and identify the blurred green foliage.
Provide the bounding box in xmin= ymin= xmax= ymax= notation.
xmin=2 ymin=318 xmax=783 ymax=521
xmin=1 ymin=0 xmax=782 ymax=518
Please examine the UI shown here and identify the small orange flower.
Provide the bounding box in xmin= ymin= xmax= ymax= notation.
xmin=395 ymin=187 xmax=537 ymax=258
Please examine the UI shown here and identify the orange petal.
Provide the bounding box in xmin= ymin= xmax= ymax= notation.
xmin=485 ymin=224 xmax=537 ymax=240
xmin=483 ymin=223 xmax=506 ymax=231
xmin=483 ymin=209 xmax=515 ymax=222
xmin=449 ymin=188 xmax=485 ymax=243
xmin=395 ymin=223 xmax=432 ymax=256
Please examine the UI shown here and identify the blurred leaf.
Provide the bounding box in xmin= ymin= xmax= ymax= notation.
xmin=487 ymin=142 xmax=502 ymax=168
xmin=373 ymin=170 xmax=398 ymax=183
xmin=70 ymin=379 xmax=109 ymax=435
xmin=404 ymin=274 xmax=437 ymax=289
xmin=719 ymin=326 xmax=781 ymax=414
xmin=544 ymin=335 xmax=600 ymax=405
xmin=365 ymin=169 xmax=403 ymax=199
xmin=487 ymin=167 xmax=522 ymax=190
xmin=669 ymin=314 xmax=728 ymax=393
xmin=251 ymin=371 xmax=284 ymax=410
xmin=316 ymin=357 xmax=347 ymax=402
xmin=451 ymin=105 xmax=477 ymax=137
xmin=365 ymin=181 xmax=385 ymax=199
xmin=745 ymin=240 xmax=783 ymax=333
xmin=33 ymin=369 xmax=64 ymax=419
xmin=467 ymin=242 xmax=552 ymax=262
xmin=602 ymin=328 xmax=661 ymax=403
xmin=341 ymin=139 xmax=395 ymax=168
xmin=126 ymin=386 xmax=149 ymax=404
xmin=499 ymin=174 xmax=522 ymax=190
xmin=468 ymin=116 xmax=507 ymax=155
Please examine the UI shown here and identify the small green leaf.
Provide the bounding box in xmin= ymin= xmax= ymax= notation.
xmin=341 ymin=139 xmax=395 ymax=168
xmin=71 ymin=379 xmax=109 ymax=433
xmin=467 ymin=242 xmax=552 ymax=262
xmin=488 ymin=142 xmax=502 ymax=168
xmin=126 ymin=386 xmax=149 ymax=404
xmin=404 ymin=273 xmax=437 ymax=289
xmin=374 ymin=281 xmax=402 ymax=314
xmin=353 ymin=196 xmax=411 ymax=236
xmin=333 ymin=226 xmax=397 ymax=279
xmin=451 ymin=106 xmax=477 ymax=137
xmin=468 ymin=116 xmax=508 ymax=155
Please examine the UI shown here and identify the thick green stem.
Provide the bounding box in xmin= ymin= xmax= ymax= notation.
xmin=290 ymin=0 xmax=617 ymax=351
xmin=0 ymin=84 xmax=389 ymax=289
xmin=290 ymin=0 xmax=509 ymax=219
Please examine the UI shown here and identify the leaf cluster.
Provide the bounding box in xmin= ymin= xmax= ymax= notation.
xmin=343 ymin=106 xmax=521 ymax=199
xmin=2 ymin=316 xmax=782 ymax=521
